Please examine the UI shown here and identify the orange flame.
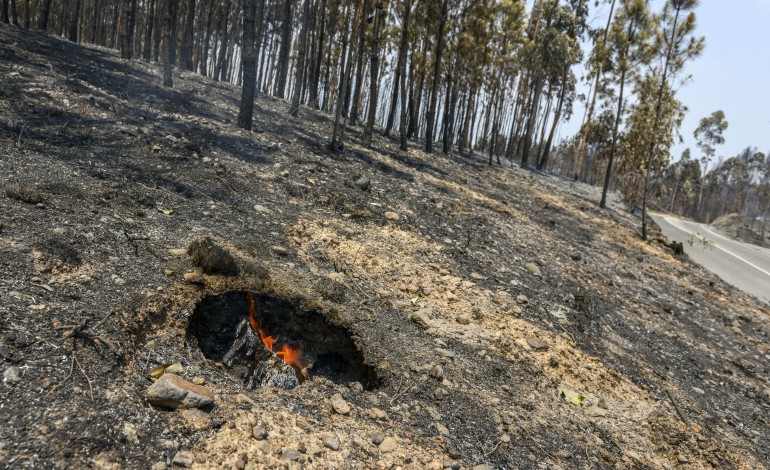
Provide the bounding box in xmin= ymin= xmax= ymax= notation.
xmin=246 ymin=289 xmax=304 ymax=370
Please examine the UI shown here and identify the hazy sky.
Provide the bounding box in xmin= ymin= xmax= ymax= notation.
xmin=560 ymin=0 xmax=770 ymax=162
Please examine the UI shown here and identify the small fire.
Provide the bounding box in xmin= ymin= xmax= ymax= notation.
xmin=247 ymin=290 xmax=304 ymax=370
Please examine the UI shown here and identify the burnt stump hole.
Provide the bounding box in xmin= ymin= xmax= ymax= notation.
xmin=187 ymin=291 xmax=378 ymax=389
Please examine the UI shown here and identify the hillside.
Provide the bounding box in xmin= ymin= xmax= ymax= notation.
xmin=1 ymin=26 xmax=768 ymax=469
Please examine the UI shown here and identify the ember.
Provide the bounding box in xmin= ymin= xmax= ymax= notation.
xmin=247 ymin=290 xmax=304 ymax=370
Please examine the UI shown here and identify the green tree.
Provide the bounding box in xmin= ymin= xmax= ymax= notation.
xmin=599 ymin=0 xmax=653 ymax=208
xmin=639 ymin=0 xmax=704 ymax=240
xmin=693 ymin=110 xmax=728 ymax=219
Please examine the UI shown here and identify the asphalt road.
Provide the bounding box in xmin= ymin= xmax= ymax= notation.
xmin=651 ymin=213 xmax=770 ymax=304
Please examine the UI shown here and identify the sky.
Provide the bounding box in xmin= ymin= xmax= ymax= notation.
xmin=560 ymin=0 xmax=770 ymax=163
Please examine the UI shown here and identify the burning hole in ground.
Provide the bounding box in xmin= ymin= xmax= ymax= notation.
xmin=187 ymin=291 xmax=378 ymax=390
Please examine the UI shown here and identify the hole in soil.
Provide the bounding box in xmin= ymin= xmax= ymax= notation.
xmin=187 ymin=291 xmax=378 ymax=389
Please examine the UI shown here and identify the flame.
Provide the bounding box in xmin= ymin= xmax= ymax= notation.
xmin=246 ymin=289 xmax=304 ymax=370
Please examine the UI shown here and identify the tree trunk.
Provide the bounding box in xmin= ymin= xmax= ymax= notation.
xmin=38 ymin=0 xmax=52 ymax=30
xmin=600 ymin=66 xmax=627 ymax=208
xmin=425 ymin=0 xmax=449 ymax=153
xmin=275 ymin=0 xmax=294 ymax=99
xmin=142 ymin=0 xmax=155 ymax=60
xmin=384 ymin=0 xmax=410 ymax=137
xmin=307 ymin=0 xmax=326 ymax=109
xmin=120 ymin=0 xmax=136 ymax=59
xmin=162 ymin=0 xmax=174 ymax=87
xmin=215 ymin=0 xmax=231 ymax=82
xmin=238 ymin=0 xmax=258 ymax=130
xmin=289 ymin=0 xmax=310 ymax=116
xmin=362 ymin=1 xmax=385 ymax=147
xmin=67 ymin=0 xmax=81 ymax=41
xmin=10 ymin=0 xmax=18 ymax=25
xmin=538 ymin=71 xmax=567 ymax=171
xmin=348 ymin=0 xmax=369 ymax=125
xmin=330 ymin=2 xmax=359 ymax=150
xmin=2 ymin=0 xmax=10 ymax=24
xmin=180 ymin=0 xmax=195 ymax=70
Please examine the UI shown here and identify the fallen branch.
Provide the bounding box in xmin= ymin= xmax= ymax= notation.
xmin=665 ymin=388 xmax=689 ymax=425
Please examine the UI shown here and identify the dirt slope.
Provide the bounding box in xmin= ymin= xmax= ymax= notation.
xmin=1 ymin=25 xmax=768 ymax=469
xmin=712 ymin=213 xmax=769 ymax=247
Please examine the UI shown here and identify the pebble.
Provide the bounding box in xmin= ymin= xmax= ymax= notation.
xmin=372 ymin=433 xmax=385 ymax=445
xmin=191 ymin=377 xmax=206 ymax=385
xmin=369 ymin=408 xmax=388 ymax=421
xmin=526 ymin=337 xmax=548 ymax=351
xmin=331 ymin=393 xmax=351 ymax=415
xmin=516 ymin=294 xmax=528 ymax=304
xmin=597 ymin=398 xmax=608 ymax=409
xmin=183 ymin=272 xmax=204 ymax=284
xmin=411 ymin=312 xmax=431 ymax=330
xmin=252 ymin=426 xmax=268 ymax=440
xmin=455 ymin=315 xmax=472 ymax=325
xmin=3 ymin=366 xmax=21 ymax=385
xmin=473 ymin=465 xmax=495 ymax=470
xmin=253 ymin=204 xmax=270 ymax=213
xmin=379 ymin=437 xmax=398 ymax=452
xmin=146 ymin=374 xmax=214 ymax=409
xmin=524 ymin=262 xmax=541 ymax=276
xmin=430 ymin=364 xmax=444 ymax=380
xmin=384 ymin=211 xmax=400 ymax=220
xmin=321 ymin=433 xmax=340 ymax=451
xmin=355 ymin=177 xmax=371 ymax=191
xmin=171 ymin=451 xmax=193 ymax=467
xmin=283 ymin=449 xmax=300 ymax=461
xmin=122 ymin=423 xmax=140 ymax=445
xmin=271 ymin=245 xmax=288 ymax=255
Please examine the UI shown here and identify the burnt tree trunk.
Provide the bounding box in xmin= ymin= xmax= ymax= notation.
xmin=424 ymin=0 xmax=448 ymax=153
xmin=384 ymin=0 xmax=410 ymax=137
xmin=275 ymin=0 xmax=294 ymax=99
xmin=348 ymin=0 xmax=369 ymax=125
xmin=223 ymin=319 xmax=299 ymax=390
xmin=180 ymin=0 xmax=195 ymax=70
xmin=38 ymin=0 xmax=51 ymax=30
xmin=362 ymin=0 xmax=385 ymax=147
xmin=67 ymin=0 xmax=81 ymax=42
xmin=238 ymin=0 xmax=258 ymax=130
xmin=162 ymin=0 xmax=173 ymax=87
xmin=289 ymin=0 xmax=310 ymax=116
xmin=120 ymin=0 xmax=137 ymax=59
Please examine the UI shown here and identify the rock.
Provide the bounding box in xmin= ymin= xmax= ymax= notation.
xmin=384 ymin=211 xmax=400 ymax=220
xmin=122 ymin=423 xmax=140 ymax=445
xmin=470 ymin=273 xmax=485 ymax=280
xmin=253 ymin=204 xmax=270 ymax=214
xmin=372 ymin=433 xmax=385 ymax=445
xmin=597 ymin=398 xmax=608 ymax=409
xmin=183 ymin=272 xmax=204 ymax=284
xmin=283 ymin=449 xmax=300 ymax=461
xmin=151 ymin=462 xmax=166 ymax=470
xmin=330 ymin=393 xmax=351 ymax=415
xmin=321 ymin=433 xmax=340 ymax=451
xmin=411 ymin=311 xmax=431 ymax=330
xmin=473 ymin=465 xmax=495 ymax=470
xmin=500 ymin=433 xmax=511 ymax=443
xmin=585 ymin=405 xmax=607 ymax=418
xmin=379 ymin=437 xmax=398 ymax=453
xmin=524 ymin=262 xmax=541 ymax=276
xmin=3 ymin=366 xmax=21 ymax=385
xmin=271 ymin=245 xmax=288 ymax=256
xmin=146 ymin=374 xmax=214 ymax=409
xmin=191 ymin=377 xmax=206 ymax=385
xmin=430 ymin=364 xmax=444 ymax=380
xmin=354 ymin=177 xmax=371 ymax=191
xmin=433 ymin=388 xmax=449 ymax=400
xmin=692 ymin=387 xmax=705 ymax=395
xmin=188 ymin=237 xmax=240 ymax=275
xmin=252 ymin=425 xmax=268 ymax=440
xmin=436 ymin=423 xmax=450 ymax=436
xmin=455 ymin=315 xmax=472 ymax=325
xmin=171 ymin=451 xmax=193 ymax=467
xmin=516 ymin=294 xmax=528 ymax=304
xmin=368 ymin=408 xmax=388 ymax=421
xmin=526 ymin=337 xmax=548 ymax=351
xmin=179 ymin=408 xmax=211 ymax=431
xmin=235 ymin=394 xmax=256 ymax=406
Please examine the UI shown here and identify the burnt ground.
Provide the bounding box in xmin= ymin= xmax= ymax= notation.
xmin=0 ymin=25 xmax=768 ymax=470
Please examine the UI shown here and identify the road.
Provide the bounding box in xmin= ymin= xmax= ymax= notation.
xmin=651 ymin=213 xmax=770 ymax=304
